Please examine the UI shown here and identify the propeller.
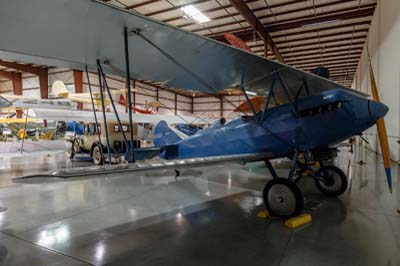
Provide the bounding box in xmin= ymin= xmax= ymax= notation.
xmin=234 ymin=96 xmax=265 ymax=113
xmin=366 ymin=46 xmax=392 ymax=193
xmin=223 ymin=32 xmax=252 ymax=53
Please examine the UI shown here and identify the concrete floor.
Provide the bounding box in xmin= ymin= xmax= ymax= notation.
xmin=0 ymin=146 xmax=399 ymax=266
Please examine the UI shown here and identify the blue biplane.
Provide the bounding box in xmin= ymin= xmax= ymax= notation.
xmin=153 ymin=88 xmax=387 ymax=217
xmin=0 ymin=0 xmax=390 ymax=218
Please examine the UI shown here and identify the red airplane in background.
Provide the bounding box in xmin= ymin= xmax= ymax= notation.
xmin=118 ymin=95 xmax=161 ymax=115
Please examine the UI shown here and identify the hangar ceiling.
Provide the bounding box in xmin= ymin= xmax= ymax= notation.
xmin=104 ymin=0 xmax=376 ymax=88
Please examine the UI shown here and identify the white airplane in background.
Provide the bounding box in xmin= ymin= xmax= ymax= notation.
xmin=0 ymin=94 xmax=76 ymax=110
xmin=0 ymin=92 xmax=216 ymax=143
xmin=1 ymin=78 xmax=215 ymax=126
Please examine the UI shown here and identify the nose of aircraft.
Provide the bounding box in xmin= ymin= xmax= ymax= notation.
xmin=369 ymin=100 xmax=389 ymax=122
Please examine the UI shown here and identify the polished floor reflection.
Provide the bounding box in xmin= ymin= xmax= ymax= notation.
xmin=0 ymin=146 xmax=398 ymax=266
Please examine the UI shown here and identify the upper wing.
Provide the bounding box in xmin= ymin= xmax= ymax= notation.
xmin=0 ymin=0 xmax=366 ymax=101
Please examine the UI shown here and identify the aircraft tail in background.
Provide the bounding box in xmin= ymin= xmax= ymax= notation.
xmin=51 ymin=80 xmax=69 ymax=98
xmin=154 ymin=121 xmax=186 ymax=148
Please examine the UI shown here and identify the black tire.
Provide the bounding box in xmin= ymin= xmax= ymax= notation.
xmin=92 ymin=145 xmax=104 ymax=165
xmin=263 ymin=178 xmax=304 ymax=219
xmin=315 ymin=165 xmax=348 ymax=196
xmin=73 ymin=139 xmax=80 ymax=153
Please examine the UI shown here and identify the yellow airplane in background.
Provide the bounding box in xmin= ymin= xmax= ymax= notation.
xmin=0 ymin=105 xmax=36 ymax=124
xmin=51 ymin=80 xmax=129 ymax=110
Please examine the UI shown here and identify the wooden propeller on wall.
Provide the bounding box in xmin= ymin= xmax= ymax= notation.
xmin=367 ymin=47 xmax=392 ymax=193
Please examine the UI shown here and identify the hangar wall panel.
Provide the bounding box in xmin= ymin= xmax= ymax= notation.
xmin=193 ymin=94 xmax=252 ymax=118
xmin=0 ymin=68 xmax=193 ymax=117
xmin=0 ymin=81 xmax=11 ymax=92
xmin=193 ymin=96 xmax=220 ymax=118
xmin=352 ymin=0 xmax=400 ymax=161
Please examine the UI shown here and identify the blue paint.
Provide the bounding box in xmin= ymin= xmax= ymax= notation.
xmin=66 ymin=121 xmax=84 ymax=135
xmin=175 ymin=123 xmax=201 ymax=136
xmin=154 ymin=89 xmax=388 ymax=161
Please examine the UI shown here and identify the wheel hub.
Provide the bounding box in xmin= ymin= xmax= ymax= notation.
xmin=319 ymin=170 xmax=341 ymax=191
xmin=94 ymin=150 xmax=100 ymax=161
xmin=267 ymin=184 xmax=296 ymax=216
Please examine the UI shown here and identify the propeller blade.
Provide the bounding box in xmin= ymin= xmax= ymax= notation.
xmin=223 ymin=32 xmax=252 ymax=53
xmin=234 ymin=96 xmax=265 ymax=113
xmin=367 ymin=51 xmax=392 ymax=193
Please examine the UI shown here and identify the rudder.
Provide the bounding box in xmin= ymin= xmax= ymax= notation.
xmin=154 ymin=121 xmax=183 ymax=147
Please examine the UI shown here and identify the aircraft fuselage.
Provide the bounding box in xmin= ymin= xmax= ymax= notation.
xmin=159 ymin=89 xmax=388 ymax=160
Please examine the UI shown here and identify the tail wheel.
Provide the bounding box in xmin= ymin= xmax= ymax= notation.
xmin=315 ymin=165 xmax=348 ymax=196
xmin=263 ymin=178 xmax=304 ymax=219
xmin=92 ymin=145 xmax=104 ymax=165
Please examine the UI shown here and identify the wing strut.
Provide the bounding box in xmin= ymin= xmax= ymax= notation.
xmin=261 ymin=76 xmax=276 ymax=123
xmin=97 ymin=60 xmax=112 ymax=164
xmin=124 ymin=27 xmax=135 ymax=163
xmin=276 ymin=73 xmax=298 ymax=117
xmin=19 ymin=108 xmax=29 ymax=154
xmin=240 ymin=87 xmax=259 ymax=121
xmin=97 ymin=62 xmax=129 ymax=150
xmin=85 ymin=66 xmax=104 ymax=161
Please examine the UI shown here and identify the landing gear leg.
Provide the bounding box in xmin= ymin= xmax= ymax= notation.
xmin=263 ymin=155 xmax=304 ymax=218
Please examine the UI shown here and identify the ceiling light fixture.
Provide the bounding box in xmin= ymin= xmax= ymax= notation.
xmin=245 ymin=90 xmax=257 ymax=96
xmin=181 ymin=5 xmax=210 ymax=24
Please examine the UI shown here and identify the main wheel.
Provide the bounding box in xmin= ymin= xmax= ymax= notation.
xmin=92 ymin=145 xmax=104 ymax=165
xmin=315 ymin=165 xmax=348 ymax=196
xmin=263 ymin=178 xmax=304 ymax=219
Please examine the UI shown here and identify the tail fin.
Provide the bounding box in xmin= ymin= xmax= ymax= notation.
xmin=118 ymin=95 xmax=126 ymax=106
xmin=154 ymin=121 xmax=183 ymax=147
xmin=51 ymin=80 xmax=69 ymax=97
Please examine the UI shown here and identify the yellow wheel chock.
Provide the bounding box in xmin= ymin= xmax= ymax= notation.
xmin=284 ymin=213 xmax=312 ymax=228
xmin=257 ymin=209 xmax=269 ymax=219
